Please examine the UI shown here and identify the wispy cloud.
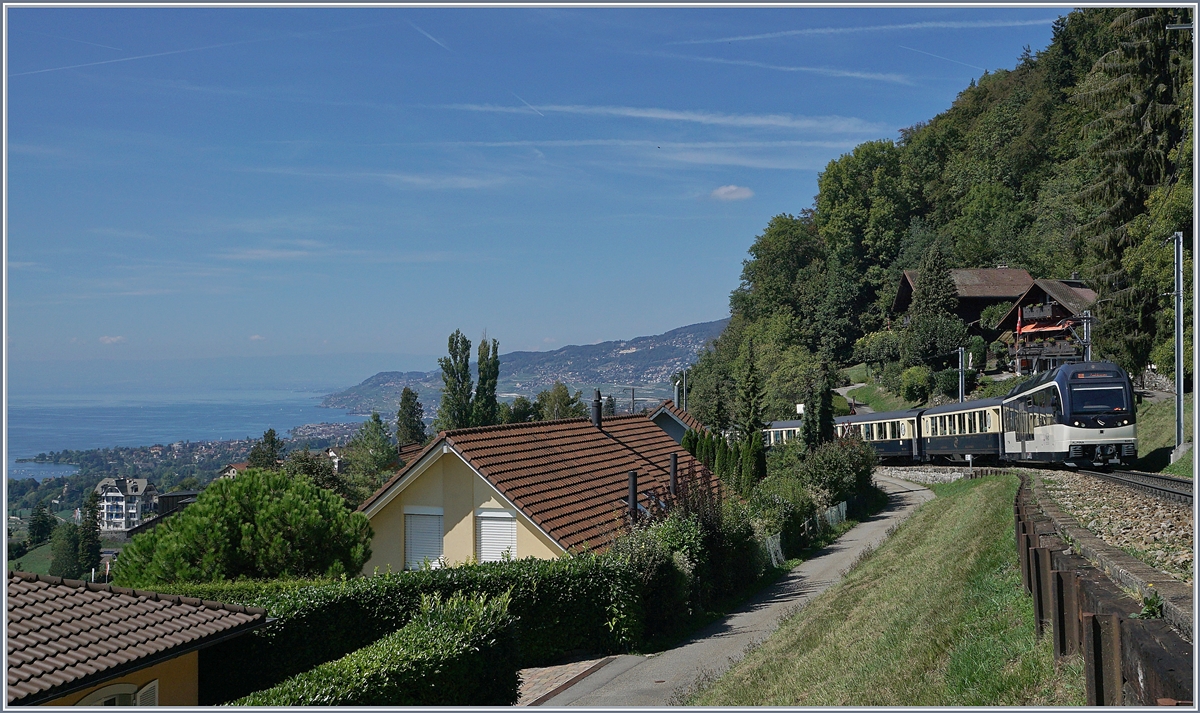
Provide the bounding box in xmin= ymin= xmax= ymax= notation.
xmin=430 ymin=138 xmax=858 ymax=150
xmin=243 ymin=166 xmax=509 ymax=190
xmin=438 ymin=103 xmax=887 ymax=134
xmin=8 ymin=37 xmax=273 ymax=77
xmin=711 ymin=185 xmax=754 ymax=201
xmin=99 ymin=335 xmax=126 ymax=344
xmin=91 ymin=227 xmax=156 ymax=240
xmin=408 ymin=20 xmax=452 ymax=52
xmin=897 ymin=45 xmax=986 ymax=71
xmin=249 ymin=334 xmax=266 ymax=341
xmin=657 ymin=53 xmax=912 ymax=84
xmin=670 ymin=18 xmax=1058 ymax=45
xmin=15 ymin=28 xmax=123 ymax=51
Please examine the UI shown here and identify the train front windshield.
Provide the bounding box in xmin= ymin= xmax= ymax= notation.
xmin=1069 ymin=385 xmax=1129 ymax=413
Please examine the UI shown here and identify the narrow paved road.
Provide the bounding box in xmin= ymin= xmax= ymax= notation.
xmin=541 ymin=474 xmax=933 ymax=707
xmin=835 ymin=383 xmax=873 ymax=414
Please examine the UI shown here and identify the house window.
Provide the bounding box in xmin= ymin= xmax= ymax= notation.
xmin=77 ymin=680 xmax=157 ymax=706
xmin=405 ymin=513 xmax=443 ymax=570
xmin=476 ymin=511 xmax=517 ymax=562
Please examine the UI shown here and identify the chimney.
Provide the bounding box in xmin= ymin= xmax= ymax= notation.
xmin=674 ymin=381 xmax=681 ymax=406
xmin=1071 ymin=271 xmax=1080 ymax=280
xmin=681 ymin=371 xmax=688 ymax=411
xmin=628 ymin=470 xmax=638 ymax=520
xmin=591 ymin=389 xmax=603 ymax=428
xmin=669 ymin=453 xmax=677 ymax=496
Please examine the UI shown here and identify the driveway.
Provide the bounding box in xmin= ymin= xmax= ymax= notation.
xmin=836 ymin=383 xmax=873 ymax=414
xmin=539 ymin=474 xmax=934 ymax=706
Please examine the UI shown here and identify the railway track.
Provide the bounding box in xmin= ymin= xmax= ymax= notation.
xmin=1077 ymin=468 xmax=1193 ymax=505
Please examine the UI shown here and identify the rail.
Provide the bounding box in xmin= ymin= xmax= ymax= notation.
xmin=1078 ymin=469 xmax=1193 ymax=505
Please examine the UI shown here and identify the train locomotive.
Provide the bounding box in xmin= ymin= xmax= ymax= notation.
xmin=825 ymin=361 xmax=1137 ymax=468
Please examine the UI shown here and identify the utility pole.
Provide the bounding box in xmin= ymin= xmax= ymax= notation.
xmin=1082 ymin=310 xmax=1092 ymax=362
xmin=1175 ymin=231 xmax=1185 ymax=452
xmin=958 ymin=346 xmax=965 ymax=403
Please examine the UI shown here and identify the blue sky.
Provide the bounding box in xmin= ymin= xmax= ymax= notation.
xmin=6 ymin=6 xmax=1066 ymax=390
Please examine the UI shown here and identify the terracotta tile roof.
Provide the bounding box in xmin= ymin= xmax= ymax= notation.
xmin=6 ymin=571 xmax=267 ymax=705
xmin=360 ymin=415 xmax=717 ymax=552
xmin=397 ymin=441 xmax=425 ymax=466
xmin=648 ymin=400 xmax=707 ymax=434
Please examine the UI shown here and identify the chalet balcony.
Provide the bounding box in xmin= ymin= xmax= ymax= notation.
xmin=1010 ymin=341 xmax=1082 ymax=359
xmin=1021 ymin=304 xmax=1055 ymax=320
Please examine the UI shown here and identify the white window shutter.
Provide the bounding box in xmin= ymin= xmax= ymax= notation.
xmin=405 ymin=514 xmax=443 ymax=570
xmin=136 ymin=679 xmax=159 ymax=706
xmin=476 ymin=513 xmax=516 ymax=562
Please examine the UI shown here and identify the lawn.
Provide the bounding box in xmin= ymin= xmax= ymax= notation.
xmin=840 ymin=362 xmax=869 ymax=385
xmin=1133 ymin=393 xmax=1193 ymax=474
xmin=9 ymin=542 xmax=54 ymax=576
xmin=846 ymin=383 xmax=920 ymax=414
xmin=690 ymin=476 xmax=1085 ymax=706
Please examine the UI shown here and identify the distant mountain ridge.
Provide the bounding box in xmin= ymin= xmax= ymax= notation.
xmin=320 ymin=319 xmax=728 ymax=415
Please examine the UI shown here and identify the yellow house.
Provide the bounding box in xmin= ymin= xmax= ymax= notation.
xmin=7 ymin=571 xmax=267 ymax=706
xmin=358 ymin=408 xmax=712 ymax=572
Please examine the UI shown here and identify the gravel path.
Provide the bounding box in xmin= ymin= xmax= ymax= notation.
xmin=1041 ymin=470 xmax=1193 ymax=584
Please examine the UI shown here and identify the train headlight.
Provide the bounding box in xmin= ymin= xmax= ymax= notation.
xmin=1122 ymin=420 xmax=1128 ymax=425
xmin=1073 ymin=421 xmax=1080 ymax=427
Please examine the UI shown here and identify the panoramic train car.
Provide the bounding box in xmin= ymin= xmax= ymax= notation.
xmin=834 ymin=409 xmax=922 ymax=461
xmin=1000 ymin=360 xmax=1137 ymax=466
xmin=919 ymin=397 xmax=1004 ymax=463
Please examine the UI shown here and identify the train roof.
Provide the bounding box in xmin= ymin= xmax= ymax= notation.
xmin=766 ymin=419 xmax=804 ymax=429
xmin=835 ymin=408 xmax=923 ymax=425
xmin=1003 ymin=361 xmax=1129 ymax=400
xmin=922 ymin=396 xmax=1005 ymax=415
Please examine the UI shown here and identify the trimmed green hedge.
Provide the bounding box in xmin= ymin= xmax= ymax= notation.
xmin=186 ymin=555 xmax=639 ymax=704
xmin=231 ymin=592 xmax=519 ymax=706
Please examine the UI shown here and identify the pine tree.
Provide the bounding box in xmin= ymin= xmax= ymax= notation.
xmin=247 ymin=428 xmax=284 ymax=470
xmin=681 ymin=430 xmax=697 ymax=456
xmin=396 ymin=387 xmax=427 ymax=447
xmin=910 ymin=242 xmax=958 ymax=318
xmin=48 ymin=523 xmax=80 ymax=579
xmin=737 ymin=340 xmax=765 ymax=438
xmin=603 ymin=395 xmax=616 ymax=417
xmin=434 ymin=330 xmax=474 ymax=432
xmin=472 ymin=337 xmax=500 ymax=427
xmin=28 ymin=501 xmax=55 ymax=546
xmin=77 ymin=492 xmax=101 ymax=578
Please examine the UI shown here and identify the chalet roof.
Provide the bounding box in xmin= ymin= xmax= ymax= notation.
xmin=359 ymin=414 xmax=716 ymax=552
xmin=893 ymin=268 xmax=1033 ymax=314
xmin=397 ymin=441 xmax=424 ymax=466
xmin=995 ymin=279 xmax=1098 ymax=331
xmin=647 ymin=400 xmax=707 ymax=434
xmin=6 ymin=571 xmax=266 ymax=705
xmin=93 ymin=478 xmax=154 ymax=497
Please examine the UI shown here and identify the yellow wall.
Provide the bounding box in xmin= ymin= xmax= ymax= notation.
xmin=42 ymin=651 xmax=197 ymax=706
xmin=363 ymin=448 xmax=563 ymax=575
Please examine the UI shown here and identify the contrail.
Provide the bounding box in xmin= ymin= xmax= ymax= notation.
xmin=8 ymin=37 xmax=270 ymax=77
xmin=408 ymin=20 xmax=451 ymax=52
xmin=15 ymin=29 xmax=123 ymax=51
xmin=660 ymin=52 xmax=911 ymax=84
xmin=897 ymin=45 xmax=986 ymax=71
xmin=670 ymin=18 xmax=1057 ymax=45
xmin=511 ymin=92 xmax=544 ymax=116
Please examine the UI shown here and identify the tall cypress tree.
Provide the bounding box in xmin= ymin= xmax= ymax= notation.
xmin=737 ymin=340 xmax=765 ymax=438
xmin=910 ymin=242 xmax=958 ymax=318
xmin=48 ymin=523 xmax=80 ymax=579
xmin=396 ymin=387 xmax=427 ymax=447
xmin=77 ymin=492 xmax=101 ymax=578
xmin=434 ymin=330 xmax=474 ymax=432
xmin=472 ymin=337 xmax=500 ymax=427
xmin=28 ymin=501 xmax=54 ymax=546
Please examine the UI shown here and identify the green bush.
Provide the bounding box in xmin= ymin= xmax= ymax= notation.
xmin=181 ymin=555 xmax=638 ymax=704
xmin=795 ymin=437 xmax=876 ymax=507
xmin=232 ymin=592 xmax=519 ymax=706
xmin=879 ymin=361 xmax=904 ymax=394
xmin=8 ymin=539 xmax=28 ymax=561
xmin=606 ymin=519 xmax=693 ymax=642
xmin=933 ymin=368 xmax=978 ymax=399
xmin=113 ymin=469 xmax=373 ymax=587
xmin=967 ymin=335 xmax=987 ymax=373
xmin=990 ymin=340 xmax=1011 ymax=369
xmin=749 ymin=474 xmax=817 ymax=557
xmin=900 ymin=366 xmax=932 ymax=402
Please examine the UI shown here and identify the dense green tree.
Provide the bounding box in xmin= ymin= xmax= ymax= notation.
xmin=48 ymin=523 xmax=80 ymax=579
xmin=28 ymin=501 xmax=55 ymax=546
xmin=77 ymin=492 xmax=101 ymax=577
xmin=736 ymin=341 xmax=765 ymax=438
xmin=535 ymin=383 xmax=588 ymax=420
xmin=247 ymin=428 xmax=284 ymax=470
xmin=282 ymin=448 xmax=348 ymax=501
xmin=342 ymin=413 xmax=396 ymax=499
xmin=797 ymin=363 xmax=836 ymax=454
xmin=603 ymin=394 xmax=617 ymax=417
xmin=434 ymin=330 xmax=475 ymax=432
xmin=739 ymin=431 xmax=767 ymax=497
xmin=396 ymin=387 xmax=427 ymax=447
xmin=499 ymin=396 xmax=538 ymax=424
xmin=113 ymin=468 xmax=373 ymax=586
xmin=900 ymin=244 xmax=967 ymax=368
xmin=472 ymin=337 xmax=501 ymax=427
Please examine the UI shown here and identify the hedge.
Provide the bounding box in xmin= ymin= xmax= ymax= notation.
xmin=231 ymin=592 xmax=519 ymax=706
xmin=180 ymin=555 xmax=639 ymax=704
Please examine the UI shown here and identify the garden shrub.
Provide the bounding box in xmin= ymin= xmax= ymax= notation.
xmin=795 ymin=437 xmax=876 ymax=507
xmin=186 ymin=555 xmax=638 ymax=703
xmin=879 ymin=361 xmax=903 ymax=394
xmin=232 ymin=592 xmax=519 ymax=706
xmin=900 ymin=365 xmax=932 ymax=402
xmin=933 ymin=368 xmax=978 ymax=399
xmin=749 ymin=474 xmax=817 ymax=557
xmin=606 ymin=520 xmax=692 ymax=643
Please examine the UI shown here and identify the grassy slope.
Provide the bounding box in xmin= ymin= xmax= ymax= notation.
xmin=691 ymin=476 xmax=1084 ymax=706
xmin=1134 ymin=393 xmax=1193 ymax=474
xmin=9 ymin=542 xmax=54 ymax=575
xmin=840 ymin=363 xmax=869 ymax=385
xmin=846 ymin=383 xmax=920 ymax=414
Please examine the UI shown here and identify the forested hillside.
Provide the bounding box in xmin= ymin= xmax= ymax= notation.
xmin=688 ymin=8 xmax=1193 ymax=430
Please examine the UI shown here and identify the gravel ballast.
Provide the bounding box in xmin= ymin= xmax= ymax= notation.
xmin=1041 ymin=470 xmax=1194 ymax=585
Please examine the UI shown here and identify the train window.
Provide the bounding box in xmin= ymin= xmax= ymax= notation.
xmin=986 ymin=410 xmax=993 ymax=431
xmin=1051 ymin=390 xmax=1062 ymax=415
xmin=900 ymin=421 xmax=908 ymax=438
xmin=967 ymin=412 xmax=974 ymax=434
xmin=957 ymin=414 xmax=964 ymax=434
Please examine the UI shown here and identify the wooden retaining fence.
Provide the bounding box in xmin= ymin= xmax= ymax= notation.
xmin=1014 ymin=473 xmax=1193 ymax=705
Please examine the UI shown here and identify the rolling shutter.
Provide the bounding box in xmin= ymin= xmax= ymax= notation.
xmin=476 ymin=511 xmax=516 ymax=562
xmin=405 ymin=514 xmax=443 ymax=570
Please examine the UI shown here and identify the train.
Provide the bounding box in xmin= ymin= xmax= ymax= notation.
xmin=776 ymin=361 xmax=1137 ymax=468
